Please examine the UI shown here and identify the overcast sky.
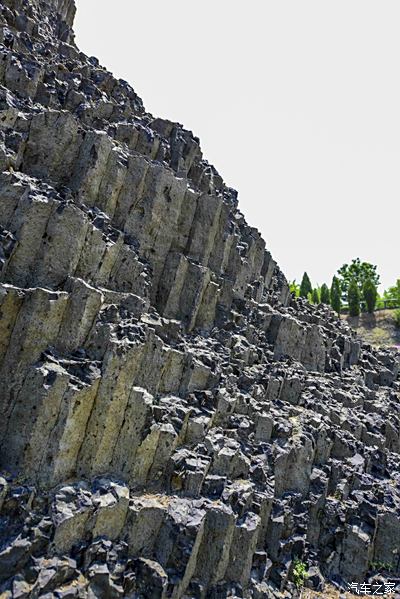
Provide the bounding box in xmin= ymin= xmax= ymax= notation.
xmin=75 ymin=1 xmax=399 ymax=291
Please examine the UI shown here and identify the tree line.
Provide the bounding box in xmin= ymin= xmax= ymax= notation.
xmin=290 ymin=258 xmax=400 ymax=325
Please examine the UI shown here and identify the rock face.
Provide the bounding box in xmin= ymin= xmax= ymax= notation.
xmin=0 ymin=1 xmax=399 ymax=597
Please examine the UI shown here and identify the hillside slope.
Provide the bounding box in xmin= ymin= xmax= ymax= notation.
xmin=345 ymin=310 xmax=400 ymax=349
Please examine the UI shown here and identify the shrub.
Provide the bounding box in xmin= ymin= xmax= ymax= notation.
xmin=293 ymin=558 xmax=308 ymax=588
xmin=289 ymin=281 xmax=300 ymax=297
xmin=394 ymin=309 xmax=400 ymax=329
xmin=369 ymin=560 xmax=394 ymax=573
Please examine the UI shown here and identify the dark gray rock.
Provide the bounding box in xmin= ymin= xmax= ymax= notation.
xmin=0 ymin=0 xmax=399 ymax=597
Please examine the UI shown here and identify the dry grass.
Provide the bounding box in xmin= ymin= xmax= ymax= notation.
xmin=301 ymin=585 xmax=395 ymax=598
xmin=343 ymin=309 xmax=400 ymax=349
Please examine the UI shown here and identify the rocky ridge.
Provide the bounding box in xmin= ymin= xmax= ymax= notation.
xmin=0 ymin=1 xmax=399 ymax=597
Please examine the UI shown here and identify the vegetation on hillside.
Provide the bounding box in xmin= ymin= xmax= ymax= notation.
xmin=290 ymin=259 xmax=400 ymax=331
xmin=337 ymin=258 xmax=380 ymax=299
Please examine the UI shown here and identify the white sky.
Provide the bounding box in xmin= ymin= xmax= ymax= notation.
xmin=74 ymin=0 xmax=399 ymax=292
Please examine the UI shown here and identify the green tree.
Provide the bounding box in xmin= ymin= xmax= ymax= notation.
xmin=330 ymin=276 xmax=341 ymax=315
xmin=320 ymin=283 xmax=330 ymax=305
xmin=337 ymin=258 xmax=380 ymax=301
xmin=312 ymin=288 xmax=320 ymax=304
xmin=300 ymin=272 xmax=312 ymax=298
xmin=289 ymin=280 xmax=300 ymax=297
xmin=348 ymin=279 xmax=361 ymax=316
xmin=383 ymin=279 xmax=400 ymax=304
xmin=363 ymin=279 xmax=377 ymax=313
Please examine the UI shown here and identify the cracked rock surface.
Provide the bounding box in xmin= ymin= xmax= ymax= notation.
xmin=0 ymin=1 xmax=399 ymax=597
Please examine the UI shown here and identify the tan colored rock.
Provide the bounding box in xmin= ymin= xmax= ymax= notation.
xmin=57 ymin=278 xmax=103 ymax=354
xmin=92 ymin=481 xmax=129 ymax=540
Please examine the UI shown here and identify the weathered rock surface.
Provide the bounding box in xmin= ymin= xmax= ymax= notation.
xmin=0 ymin=1 xmax=399 ymax=597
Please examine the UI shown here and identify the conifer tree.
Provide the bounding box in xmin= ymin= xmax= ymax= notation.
xmin=330 ymin=276 xmax=341 ymax=315
xmin=320 ymin=283 xmax=330 ymax=305
xmin=348 ymin=279 xmax=361 ymax=316
xmin=312 ymin=288 xmax=320 ymax=304
xmin=363 ymin=279 xmax=377 ymax=313
xmin=300 ymin=272 xmax=312 ymax=298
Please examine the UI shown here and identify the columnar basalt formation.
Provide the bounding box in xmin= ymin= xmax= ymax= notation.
xmin=0 ymin=1 xmax=399 ymax=597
